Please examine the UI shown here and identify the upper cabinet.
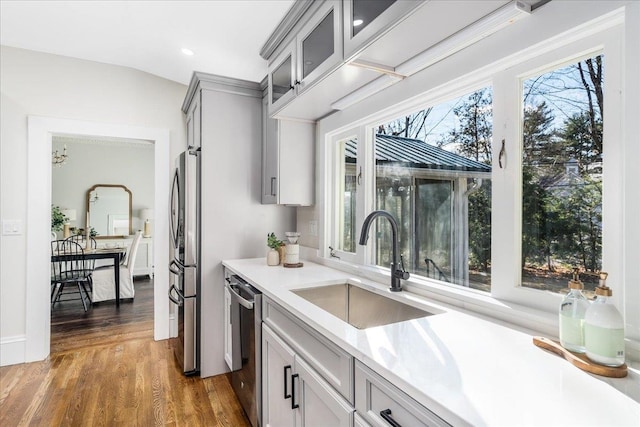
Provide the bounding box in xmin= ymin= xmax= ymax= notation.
xmin=262 ymin=93 xmax=315 ymax=206
xmin=262 ymin=1 xmax=526 ymax=121
xmin=268 ymin=1 xmax=342 ymax=115
xmin=343 ymin=0 xmax=422 ymax=60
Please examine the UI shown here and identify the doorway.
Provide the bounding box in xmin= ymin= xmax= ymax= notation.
xmin=26 ymin=116 xmax=172 ymax=363
xmin=50 ymin=134 xmax=156 ymax=348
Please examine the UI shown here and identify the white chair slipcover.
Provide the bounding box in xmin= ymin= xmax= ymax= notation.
xmin=92 ymin=231 xmax=142 ymax=303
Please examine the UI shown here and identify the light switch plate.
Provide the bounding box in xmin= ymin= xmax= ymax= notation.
xmin=2 ymin=219 xmax=23 ymax=236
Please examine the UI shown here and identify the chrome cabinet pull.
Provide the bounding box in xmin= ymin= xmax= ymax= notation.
xmin=380 ymin=409 xmax=402 ymax=427
xmin=270 ymin=177 xmax=277 ymax=196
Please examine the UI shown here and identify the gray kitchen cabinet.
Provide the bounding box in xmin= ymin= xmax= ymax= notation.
xmin=267 ymin=1 xmax=342 ymax=116
xmin=263 ymin=324 xmax=354 ymax=427
xmin=342 ymin=0 xmax=423 ymax=60
xmin=268 ymin=40 xmax=297 ymax=115
xmin=263 ymin=324 xmax=296 ymax=427
xmin=355 ymin=360 xmax=449 ymax=427
xmin=354 ymin=412 xmax=371 ymax=427
xmin=261 ymin=95 xmax=315 ymax=206
xmin=262 ymin=296 xmax=353 ymax=402
xmin=185 ymin=89 xmax=201 ymax=149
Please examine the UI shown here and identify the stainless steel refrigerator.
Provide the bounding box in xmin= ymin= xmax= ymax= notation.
xmin=169 ymin=148 xmax=201 ymax=375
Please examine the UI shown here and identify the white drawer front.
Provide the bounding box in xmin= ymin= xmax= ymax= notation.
xmin=355 ymin=361 xmax=449 ymax=427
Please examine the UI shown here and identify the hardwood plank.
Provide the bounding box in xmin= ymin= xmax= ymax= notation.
xmin=0 ymin=278 xmax=250 ymax=426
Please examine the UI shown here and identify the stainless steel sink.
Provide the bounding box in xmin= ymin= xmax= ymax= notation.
xmin=292 ymin=283 xmax=434 ymax=329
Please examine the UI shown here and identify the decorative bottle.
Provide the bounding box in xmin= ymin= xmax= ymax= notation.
xmin=559 ymin=268 xmax=589 ymax=353
xmin=584 ymin=272 xmax=625 ymax=367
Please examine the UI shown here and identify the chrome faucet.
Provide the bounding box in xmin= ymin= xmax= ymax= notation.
xmin=358 ymin=210 xmax=409 ymax=292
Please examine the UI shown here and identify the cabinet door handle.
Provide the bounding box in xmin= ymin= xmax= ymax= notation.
xmin=291 ymin=373 xmax=300 ymax=409
xmin=283 ymin=365 xmax=292 ymax=399
xmin=270 ymin=177 xmax=277 ymax=196
xmin=380 ymin=409 xmax=402 ymax=427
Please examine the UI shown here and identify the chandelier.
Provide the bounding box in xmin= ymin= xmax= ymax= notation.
xmin=52 ymin=145 xmax=68 ymax=167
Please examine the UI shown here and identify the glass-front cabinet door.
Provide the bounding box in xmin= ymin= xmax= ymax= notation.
xmin=343 ymin=0 xmax=423 ymax=59
xmin=296 ymin=0 xmax=342 ymax=93
xmin=268 ymin=41 xmax=296 ymax=113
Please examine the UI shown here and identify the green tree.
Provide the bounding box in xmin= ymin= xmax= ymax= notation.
xmin=441 ymin=88 xmax=493 ymax=163
xmin=559 ymin=112 xmax=603 ymax=171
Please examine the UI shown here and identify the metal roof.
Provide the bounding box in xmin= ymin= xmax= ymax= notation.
xmin=346 ymin=134 xmax=491 ymax=173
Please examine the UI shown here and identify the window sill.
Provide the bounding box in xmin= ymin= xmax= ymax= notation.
xmin=300 ymin=246 xmax=640 ymax=363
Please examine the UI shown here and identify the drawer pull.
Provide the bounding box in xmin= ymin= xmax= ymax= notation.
xmin=284 ymin=365 xmax=292 ymax=399
xmin=291 ymin=373 xmax=300 ymax=409
xmin=380 ymin=409 xmax=402 ymax=427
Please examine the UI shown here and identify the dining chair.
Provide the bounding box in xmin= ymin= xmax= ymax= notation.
xmin=91 ymin=231 xmax=143 ymax=303
xmin=51 ymin=239 xmax=93 ymax=311
xmin=65 ymin=234 xmax=97 ymax=270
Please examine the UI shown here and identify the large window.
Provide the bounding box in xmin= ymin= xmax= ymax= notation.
xmin=326 ymin=22 xmax=623 ymax=316
xmin=520 ymin=54 xmax=604 ymax=296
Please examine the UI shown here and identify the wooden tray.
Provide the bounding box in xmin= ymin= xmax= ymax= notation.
xmin=533 ymin=336 xmax=627 ymax=378
xmin=283 ymin=262 xmax=303 ymax=268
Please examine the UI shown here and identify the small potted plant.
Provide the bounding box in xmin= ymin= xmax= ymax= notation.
xmin=51 ymin=205 xmax=68 ymax=238
xmin=267 ymin=232 xmax=283 ymax=266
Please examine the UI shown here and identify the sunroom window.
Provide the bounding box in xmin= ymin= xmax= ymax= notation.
xmin=372 ymin=87 xmax=493 ymax=291
xmin=520 ymin=54 xmax=604 ymax=296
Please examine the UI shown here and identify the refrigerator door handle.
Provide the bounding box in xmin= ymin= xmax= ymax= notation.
xmin=169 ymin=259 xmax=183 ymax=276
xmin=170 ymin=169 xmax=180 ymax=249
xmin=169 ymin=284 xmax=183 ymax=306
xmin=225 ymin=282 xmax=254 ymax=310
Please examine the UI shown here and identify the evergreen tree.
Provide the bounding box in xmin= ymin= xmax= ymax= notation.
xmin=441 ymin=88 xmax=493 ymax=163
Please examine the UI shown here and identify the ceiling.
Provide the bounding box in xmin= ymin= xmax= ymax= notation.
xmin=0 ymin=0 xmax=295 ymax=86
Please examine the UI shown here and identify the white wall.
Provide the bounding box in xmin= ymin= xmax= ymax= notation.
xmin=0 ymin=45 xmax=187 ymax=364
xmin=51 ymin=138 xmax=155 ymax=235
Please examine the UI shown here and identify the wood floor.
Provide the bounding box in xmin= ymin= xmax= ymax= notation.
xmin=0 ymin=278 xmax=250 ymax=426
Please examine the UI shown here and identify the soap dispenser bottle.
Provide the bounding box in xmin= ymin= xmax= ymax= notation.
xmin=584 ymin=272 xmax=625 ymax=366
xmin=559 ymin=268 xmax=589 ymax=353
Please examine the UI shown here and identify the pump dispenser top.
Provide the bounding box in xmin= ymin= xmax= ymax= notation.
xmin=594 ymin=272 xmax=612 ymax=296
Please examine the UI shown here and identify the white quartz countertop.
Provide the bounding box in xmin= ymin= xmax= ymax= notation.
xmin=222 ymin=258 xmax=640 ymax=426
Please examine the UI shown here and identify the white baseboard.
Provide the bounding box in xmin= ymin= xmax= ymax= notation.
xmin=0 ymin=335 xmax=26 ymax=366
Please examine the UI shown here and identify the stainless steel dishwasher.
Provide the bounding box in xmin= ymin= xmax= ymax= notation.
xmin=225 ymin=275 xmax=262 ymax=427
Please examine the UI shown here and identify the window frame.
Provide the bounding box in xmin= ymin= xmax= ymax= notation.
xmin=324 ymin=24 xmax=623 ymax=313
xmin=491 ymin=28 xmax=622 ymax=312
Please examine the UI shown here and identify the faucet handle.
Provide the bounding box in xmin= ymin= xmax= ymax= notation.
xmin=395 ymin=255 xmax=410 ymax=280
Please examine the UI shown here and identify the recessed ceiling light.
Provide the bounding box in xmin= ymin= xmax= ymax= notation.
xmin=181 ymin=48 xmax=194 ymax=56
xmin=353 ymin=19 xmax=364 ymax=27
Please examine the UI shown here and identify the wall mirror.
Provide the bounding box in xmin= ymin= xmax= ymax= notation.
xmin=87 ymin=184 xmax=132 ymax=238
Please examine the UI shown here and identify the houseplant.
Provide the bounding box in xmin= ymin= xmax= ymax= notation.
xmin=51 ymin=205 xmax=67 ymax=233
xmin=267 ymin=232 xmax=283 ymax=266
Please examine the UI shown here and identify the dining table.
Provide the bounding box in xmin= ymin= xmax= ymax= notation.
xmin=51 ymin=247 xmax=127 ymax=307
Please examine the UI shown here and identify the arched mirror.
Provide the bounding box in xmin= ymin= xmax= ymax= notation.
xmin=87 ymin=184 xmax=132 ymax=238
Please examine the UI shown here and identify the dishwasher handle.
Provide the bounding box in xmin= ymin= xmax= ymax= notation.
xmin=225 ymin=281 xmax=254 ymax=310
